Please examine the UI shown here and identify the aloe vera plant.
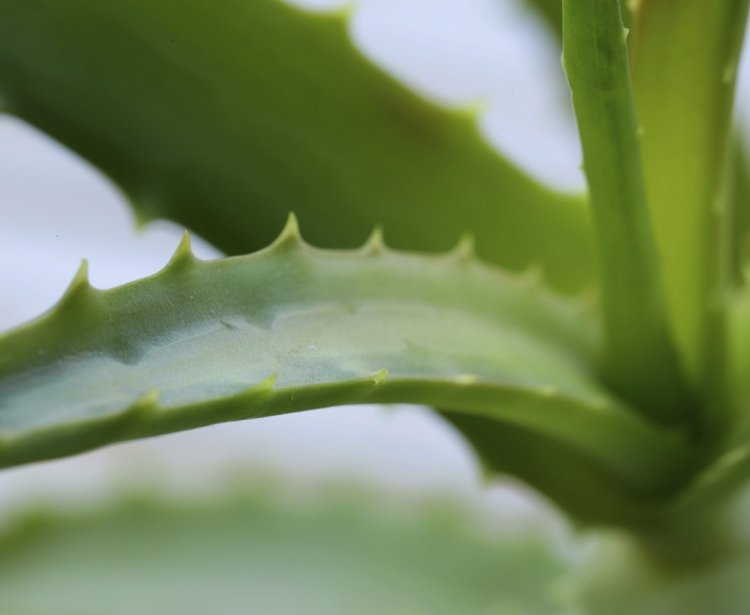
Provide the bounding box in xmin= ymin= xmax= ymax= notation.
xmin=2 ymin=0 xmax=750 ymax=611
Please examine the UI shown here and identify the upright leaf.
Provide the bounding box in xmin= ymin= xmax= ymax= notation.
xmin=629 ymin=0 xmax=750 ymax=400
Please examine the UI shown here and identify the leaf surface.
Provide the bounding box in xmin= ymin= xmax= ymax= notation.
xmin=0 ymin=222 xmax=691 ymax=519
xmin=0 ymin=0 xmax=594 ymax=292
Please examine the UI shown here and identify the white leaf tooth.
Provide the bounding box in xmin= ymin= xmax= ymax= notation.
xmin=361 ymin=225 xmax=386 ymax=255
xmin=371 ymin=368 xmax=389 ymax=385
xmin=271 ymin=212 xmax=304 ymax=250
xmin=456 ymin=95 xmax=491 ymax=122
xmin=58 ymin=259 xmax=95 ymax=308
xmin=165 ymin=230 xmax=196 ymax=270
xmin=252 ymin=373 xmax=278 ymax=393
xmin=129 ymin=389 xmax=161 ymax=415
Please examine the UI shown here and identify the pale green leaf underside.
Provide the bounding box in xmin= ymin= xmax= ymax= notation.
xmin=0 ymin=490 xmax=572 ymax=615
xmin=0 ymin=223 xmax=688 ymax=504
xmin=0 ymin=0 xmax=594 ymax=292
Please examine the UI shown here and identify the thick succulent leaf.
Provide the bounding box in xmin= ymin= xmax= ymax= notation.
xmin=0 ymin=221 xmax=692 ymax=519
xmin=562 ymin=0 xmax=691 ymax=424
xmin=629 ymin=0 xmax=750 ymax=389
xmin=523 ymin=0 xmax=563 ymax=38
xmin=0 ymin=0 xmax=594 ymax=293
xmin=0 ymin=490 xmax=575 ymax=615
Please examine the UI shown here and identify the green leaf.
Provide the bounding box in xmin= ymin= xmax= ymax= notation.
xmin=0 ymin=489 xmax=574 ymax=615
xmin=562 ymin=0 xmax=691 ymax=424
xmin=0 ymin=220 xmax=692 ymax=522
xmin=0 ymin=0 xmax=594 ymax=293
xmin=629 ymin=0 xmax=750 ymax=396
xmin=523 ymin=0 xmax=563 ymax=38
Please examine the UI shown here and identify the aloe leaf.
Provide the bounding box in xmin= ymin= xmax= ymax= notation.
xmin=0 ymin=489 xmax=575 ymax=614
xmin=0 ymin=220 xmax=692 ymax=519
xmin=522 ymin=0 xmax=631 ymax=39
xmin=578 ymin=522 xmax=750 ymax=615
xmin=0 ymin=0 xmax=594 ymax=293
xmin=562 ymin=0 xmax=691 ymax=424
xmin=629 ymin=0 xmax=750 ymax=396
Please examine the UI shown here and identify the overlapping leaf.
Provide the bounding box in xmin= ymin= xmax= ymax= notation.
xmin=0 ymin=0 xmax=594 ymax=292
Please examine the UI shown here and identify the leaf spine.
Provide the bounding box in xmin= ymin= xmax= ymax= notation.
xmin=165 ymin=231 xmax=197 ymax=271
xmin=361 ymin=226 xmax=386 ymax=255
xmin=129 ymin=389 xmax=161 ymax=415
xmin=456 ymin=96 xmax=491 ymax=122
xmin=253 ymin=373 xmax=278 ymax=393
xmin=57 ymin=259 xmax=95 ymax=308
xmin=370 ymin=368 xmax=389 ymax=385
xmin=271 ymin=213 xmax=303 ymax=251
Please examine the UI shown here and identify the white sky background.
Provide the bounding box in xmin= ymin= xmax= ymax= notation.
xmin=0 ymin=0 xmax=748 ymax=531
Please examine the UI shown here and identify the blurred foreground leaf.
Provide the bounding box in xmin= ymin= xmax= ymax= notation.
xmin=0 ymin=490 xmax=573 ymax=615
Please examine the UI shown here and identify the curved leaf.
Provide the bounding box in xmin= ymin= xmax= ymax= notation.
xmin=0 ymin=489 xmax=574 ymax=615
xmin=0 ymin=0 xmax=594 ymax=292
xmin=0 ymin=220 xmax=692 ymax=520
